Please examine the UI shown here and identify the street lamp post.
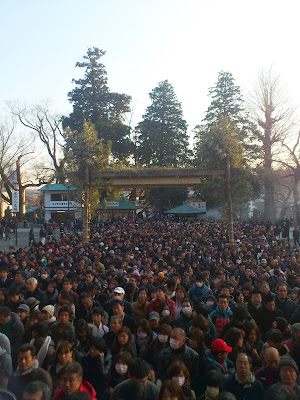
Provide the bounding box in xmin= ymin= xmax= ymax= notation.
xmin=67 ymin=184 xmax=70 ymax=232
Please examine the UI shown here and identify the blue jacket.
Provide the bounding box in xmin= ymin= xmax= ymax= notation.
xmin=189 ymin=283 xmax=212 ymax=303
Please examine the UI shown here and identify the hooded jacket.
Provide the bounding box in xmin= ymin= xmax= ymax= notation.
xmin=210 ymin=306 xmax=233 ymax=337
xmin=189 ymin=283 xmax=213 ymax=304
xmin=52 ymin=380 xmax=97 ymax=400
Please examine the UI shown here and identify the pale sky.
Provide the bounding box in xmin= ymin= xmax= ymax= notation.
xmin=1 ymin=0 xmax=300 ymax=142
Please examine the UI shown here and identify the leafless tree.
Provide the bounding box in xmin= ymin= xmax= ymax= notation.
xmin=0 ymin=119 xmax=39 ymax=217
xmin=9 ymin=103 xmax=66 ymax=183
xmin=248 ymin=68 xmax=297 ymax=222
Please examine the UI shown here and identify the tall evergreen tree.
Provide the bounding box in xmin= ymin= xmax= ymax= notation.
xmin=137 ymin=80 xmax=191 ymax=167
xmin=194 ymin=72 xmax=260 ymax=216
xmin=64 ymin=47 xmax=132 ymax=161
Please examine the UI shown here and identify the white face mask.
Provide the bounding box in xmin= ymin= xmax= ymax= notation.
xmin=196 ymin=282 xmax=203 ymax=288
xmin=172 ymin=376 xmax=185 ymax=386
xmin=41 ymin=274 xmax=48 ymax=280
xmin=161 ymin=310 xmax=170 ymax=317
xmin=182 ymin=306 xmax=192 ymax=315
xmin=115 ymin=364 xmax=128 ymax=374
xmin=169 ymin=338 xmax=181 ymax=350
xmin=206 ymin=387 xmax=219 ymax=397
xmin=114 ymin=295 xmax=122 ymax=301
xmin=158 ymin=334 xmax=168 ymax=343
xmin=137 ymin=332 xmax=147 ymax=339
xmin=206 ymin=301 xmax=214 ymax=308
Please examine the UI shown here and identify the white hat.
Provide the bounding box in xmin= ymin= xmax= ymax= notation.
xmin=42 ymin=305 xmax=55 ymax=318
xmin=114 ymin=287 xmax=125 ymax=294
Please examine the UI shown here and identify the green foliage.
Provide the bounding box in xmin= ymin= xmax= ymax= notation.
xmin=64 ymin=47 xmax=132 ymax=161
xmin=64 ymin=121 xmax=111 ymax=212
xmin=193 ymin=71 xmax=262 ymax=214
xmin=194 ymin=116 xmax=244 ymax=168
xmin=137 ymin=80 xmax=191 ymax=167
xmin=146 ymin=187 xmax=188 ymax=211
xmin=196 ymin=169 xmax=261 ymax=217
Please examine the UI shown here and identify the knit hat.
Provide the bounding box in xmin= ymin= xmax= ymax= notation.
xmin=26 ymin=297 xmax=40 ymax=310
xmin=42 ymin=305 xmax=55 ymax=318
xmin=278 ymin=357 xmax=299 ymax=374
xmin=291 ymin=323 xmax=300 ymax=332
xmin=17 ymin=304 xmax=30 ymax=314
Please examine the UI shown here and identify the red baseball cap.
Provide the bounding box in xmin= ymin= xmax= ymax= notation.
xmin=211 ymin=339 xmax=232 ymax=353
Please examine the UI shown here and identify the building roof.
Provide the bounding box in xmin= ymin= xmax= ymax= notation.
xmin=99 ymin=197 xmax=138 ymax=210
xmin=39 ymin=184 xmax=77 ymax=192
xmin=165 ymin=203 xmax=206 ymax=214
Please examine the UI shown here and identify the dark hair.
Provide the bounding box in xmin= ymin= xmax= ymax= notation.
xmin=128 ymin=357 xmax=150 ymax=379
xmin=75 ymin=319 xmax=93 ymax=339
xmin=58 ymin=305 xmax=72 ymax=318
xmin=224 ymin=328 xmax=244 ymax=350
xmin=111 ymin=351 xmax=132 ymax=369
xmin=196 ymin=273 xmax=205 ymax=281
xmin=8 ymin=286 xmax=21 ymax=296
xmin=193 ymin=303 xmax=209 ymax=318
xmin=155 ymin=286 xmax=166 ymax=294
xmin=264 ymin=294 xmax=274 ymax=304
xmin=206 ymin=369 xmax=224 ymax=388
xmin=116 ymin=379 xmax=144 ymax=400
xmin=31 ymin=322 xmax=49 ymax=338
xmin=111 ymin=299 xmax=124 ymax=309
xmin=80 ymin=292 xmax=92 ymax=300
xmin=18 ymin=343 xmax=35 ymax=357
xmin=69 ymin=393 xmax=91 ymax=400
xmin=0 ymin=306 xmax=11 ymax=318
xmin=136 ymin=319 xmax=152 ymax=337
xmin=192 ymin=315 xmax=210 ymax=332
xmin=24 ymin=381 xmax=51 ymax=400
xmin=92 ymin=306 xmax=104 ymax=316
xmin=60 ymin=361 xmax=83 ymax=379
xmin=91 ymin=337 xmax=107 ymax=356
xmin=217 ymin=294 xmax=228 ymax=301
xmin=47 ymin=280 xmax=57 ymax=290
xmin=243 ymin=321 xmax=261 ymax=342
xmin=166 ymin=360 xmax=191 ymax=382
xmin=157 ymin=324 xmax=172 ymax=336
xmin=264 ymin=385 xmax=298 ymax=400
xmin=232 ymin=306 xmax=248 ymax=321
xmin=266 ymin=329 xmax=283 ymax=344
xmin=158 ymin=380 xmax=186 ymax=400
xmin=188 ymin=329 xmax=207 ymax=351
xmin=60 ymin=330 xmax=76 ymax=344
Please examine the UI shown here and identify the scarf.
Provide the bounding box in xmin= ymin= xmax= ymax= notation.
xmin=30 ymin=336 xmax=52 ymax=367
xmin=235 ymin=371 xmax=256 ymax=384
xmin=15 ymin=359 xmax=39 ymax=376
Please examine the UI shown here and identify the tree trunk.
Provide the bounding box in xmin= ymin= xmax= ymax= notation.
xmin=263 ymin=132 xmax=276 ymax=222
xmin=293 ymin=172 xmax=300 ymax=224
xmin=83 ymin=164 xmax=90 ymax=244
xmin=16 ymin=156 xmax=25 ymax=219
xmin=225 ymin=155 xmax=234 ymax=246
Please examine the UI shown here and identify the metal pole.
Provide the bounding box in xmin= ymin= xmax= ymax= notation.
xmin=83 ymin=165 xmax=90 ymax=244
xmin=226 ymin=155 xmax=235 ymax=246
xmin=67 ymin=185 xmax=70 ymax=231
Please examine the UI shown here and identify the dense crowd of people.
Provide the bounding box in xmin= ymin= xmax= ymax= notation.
xmin=0 ymin=218 xmax=299 ymax=400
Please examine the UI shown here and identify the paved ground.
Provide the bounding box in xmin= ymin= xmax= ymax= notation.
xmin=0 ymin=227 xmax=60 ymax=251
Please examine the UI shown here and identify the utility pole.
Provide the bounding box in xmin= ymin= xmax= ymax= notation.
xmin=226 ymin=155 xmax=235 ymax=246
xmin=83 ymin=164 xmax=90 ymax=244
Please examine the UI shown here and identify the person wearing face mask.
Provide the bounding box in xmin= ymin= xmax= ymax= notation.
xmin=175 ymin=299 xmax=193 ymax=333
xmin=198 ymin=370 xmax=224 ymax=400
xmin=166 ymin=361 xmax=196 ymax=400
xmin=157 ymin=328 xmax=199 ymax=388
xmin=189 ymin=273 xmax=213 ymax=305
xmin=148 ymin=324 xmax=172 ymax=370
xmin=133 ymin=319 xmax=155 ymax=360
xmin=108 ymin=351 xmax=132 ymax=390
xmin=148 ymin=286 xmax=175 ymax=318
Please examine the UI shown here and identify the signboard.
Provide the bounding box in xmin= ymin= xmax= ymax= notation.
xmin=188 ymin=201 xmax=206 ymax=211
xmin=49 ymin=201 xmax=74 ymax=208
xmin=12 ymin=191 xmax=19 ymax=213
xmin=106 ymin=201 xmax=119 ymax=207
